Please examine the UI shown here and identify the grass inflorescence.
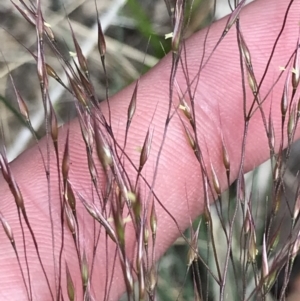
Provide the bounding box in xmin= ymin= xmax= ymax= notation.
xmin=0 ymin=0 xmax=300 ymax=300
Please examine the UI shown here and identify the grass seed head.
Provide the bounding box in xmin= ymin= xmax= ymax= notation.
xmin=150 ymin=202 xmax=157 ymax=238
xmin=247 ymin=68 xmax=258 ymax=96
xmin=0 ymin=153 xmax=10 ymax=183
xmin=262 ymin=234 xmax=269 ymax=280
xmin=11 ymin=1 xmax=35 ymax=26
xmin=10 ymin=77 xmax=30 ymax=122
xmin=144 ymin=226 xmax=149 ymax=247
xmin=292 ymin=40 xmax=300 ymax=92
xmin=132 ymin=191 xmax=142 ymax=222
xmin=223 ymin=0 xmax=246 ymax=35
xmin=248 ymin=227 xmax=257 ymax=263
xmin=139 ymin=128 xmax=153 ymax=172
xmin=10 ymin=177 xmax=25 ymax=211
xmin=87 ymin=152 xmax=97 ymax=183
xmin=288 ymin=104 xmax=296 ymax=139
xmin=112 ymin=202 xmax=125 ymax=250
xmin=183 ymin=122 xmax=196 ymax=152
xmin=65 ymin=204 xmax=76 ymax=235
xmin=66 ymin=181 xmax=76 ymax=213
xmin=148 ymin=265 xmax=157 ymax=293
xmin=94 ymin=121 xmax=113 ymax=170
xmin=127 ymin=81 xmax=138 ymax=127
xmin=68 ymin=19 xmax=89 ymax=78
xmin=171 ymin=0 xmax=184 ymax=53
xmin=281 ymin=76 xmax=289 ymax=118
xmin=62 ymin=132 xmax=70 ymax=182
xmin=69 ymin=76 xmax=90 ymax=109
xmin=239 ymin=32 xmax=252 ymax=69
xmin=66 ymin=263 xmax=75 ymax=301
xmin=0 ymin=212 xmax=14 ymax=243
xmin=268 ymin=230 xmax=280 ymax=253
xmin=79 ymin=195 xmax=117 ymax=243
xmin=179 ymin=97 xmax=194 ymax=127
xmin=50 ymin=104 xmax=58 ymax=144
xmin=210 ymin=163 xmax=221 ymax=197
xmin=269 ymin=116 xmax=275 ymax=150
xmin=97 ymin=17 xmax=106 ymax=58
xmin=81 ymin=250 xmax=89 ymax=289
xmin=36 ymin=0 xmax=44 ymax=41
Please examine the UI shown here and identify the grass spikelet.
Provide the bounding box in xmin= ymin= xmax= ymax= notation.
xmin=0 ymin=211 xmax=31 ymax=300
xmin=68 ymin=74 xmax=90 ymax=110
xmin=65 ymin=203 xmax=76 ymax=237
xmin=288 ymin=103 xmax=296 ymax=142
xmin=81 ymin=249 xmax=89 ymax=295
xmin=95 ymin=0 xmax=106 ymax=61
xmin=10 ymin=0 xmax=36 ymax=26
xmin=131 ymin=191 xmax=141 ymax=224
xmin=221 ymin=138 xmax=230 ymax=181
xmin=292 ymin=35 xmax=300 ymax=99
xmin=187 ymin=222 xmax=200 ymax=268
xmin=222 ymin=0 xmax=246 ymax=36
xmin=9 ymin=75 xmax=29 ymax=122
xmin=147 ymin=265 xmax=157 ymax=298
xmin=45 ymin=63 xmax=67 ymax=88
xmin=239 ymin=31 xmax=252 ymax=70
xmin=50 ymin=103 xmax=58 ymax=146
xmin=0 ymin=152 xmax=11 ymax=183
xmin=183 ymin=122 xmax=196 ymax=153
xmin=94 ymin=120 xmax=113 ymax=171
xmin=0 ymin=211 xmax=14 ymax=244
xmin=150 ymin=201 xmax=157 ymax=242
xmin=144 ymin=226 xmax=149 ymax=254
xmin=291 ymin=232 xmax=300 ymax=262
xmin=267 ymin=228 xmax=280 ymax=254
xmin=87 ymin=151 xmax=98 ymax=184
xmin=112 ymin=201 xmax=125 ymax=252
xmin=122 ymin=256 xmax=134 ymax=299
xmin=6 ymin=169 xmax=25 ymax=211
xmin=247 ymin=226 xmax=257 ymax=263
xmin=281 ymin=74 xmax=289 ymax=125
xmin=171 ymin=0 xmax=184 ymax=54
xmin=78 ymin=193 xmax=117 ymax=243
xmin=62 ymin=131 xmax=70 ymax=185
xmin=268 ymin=112 xmax=276 ymax=152
xmin=35 ymin=1 xmax=47 ymax=92
xmin=77 ymin=111 xmax=93 ymax=152
xmin=67 ymin=18 xmax=89 ymax=79
xmin=138 ymin=127 xmax=153 ymax=174
xmin=246 ymin=68 xmax=258 ymax=97
xmin=127 ymin=80 xmax=139 ymax=135
xmin=111 ymin=157 xmax=131 ymax=207
xmin=180 ymin=95 xmax=195 ymax=129
xmin=243 ymin=207 xmax=251 ymax=235
xmin=273 ymin=159 xmax=281 ymax=183
xmin=137 ymin=219 xmax=146 ymax=300
xmin=66 ymin=180 xmax=77 ymax=216
xmin=210 ymin=163 xmax=221 ymax=198
xmin=36 ymin=0 xmax=44 ymax=41
xmin=43 ymin=22 xmax=55 ymax=43
xmin=66 ymin=263 xmax=75 ymax=301
xmin=262 ymin=234 xmax=269 ymax=282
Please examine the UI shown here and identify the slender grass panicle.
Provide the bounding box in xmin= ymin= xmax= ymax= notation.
xmin=0 ymin=0 xmax=300 ymax=300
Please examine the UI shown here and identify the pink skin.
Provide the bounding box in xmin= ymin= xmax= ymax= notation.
xmin=0 ymin=0 xmax=299 ymax=300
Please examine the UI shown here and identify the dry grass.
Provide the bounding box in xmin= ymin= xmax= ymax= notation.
xmin=0 ymin=0 xmax=300 ymax=301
